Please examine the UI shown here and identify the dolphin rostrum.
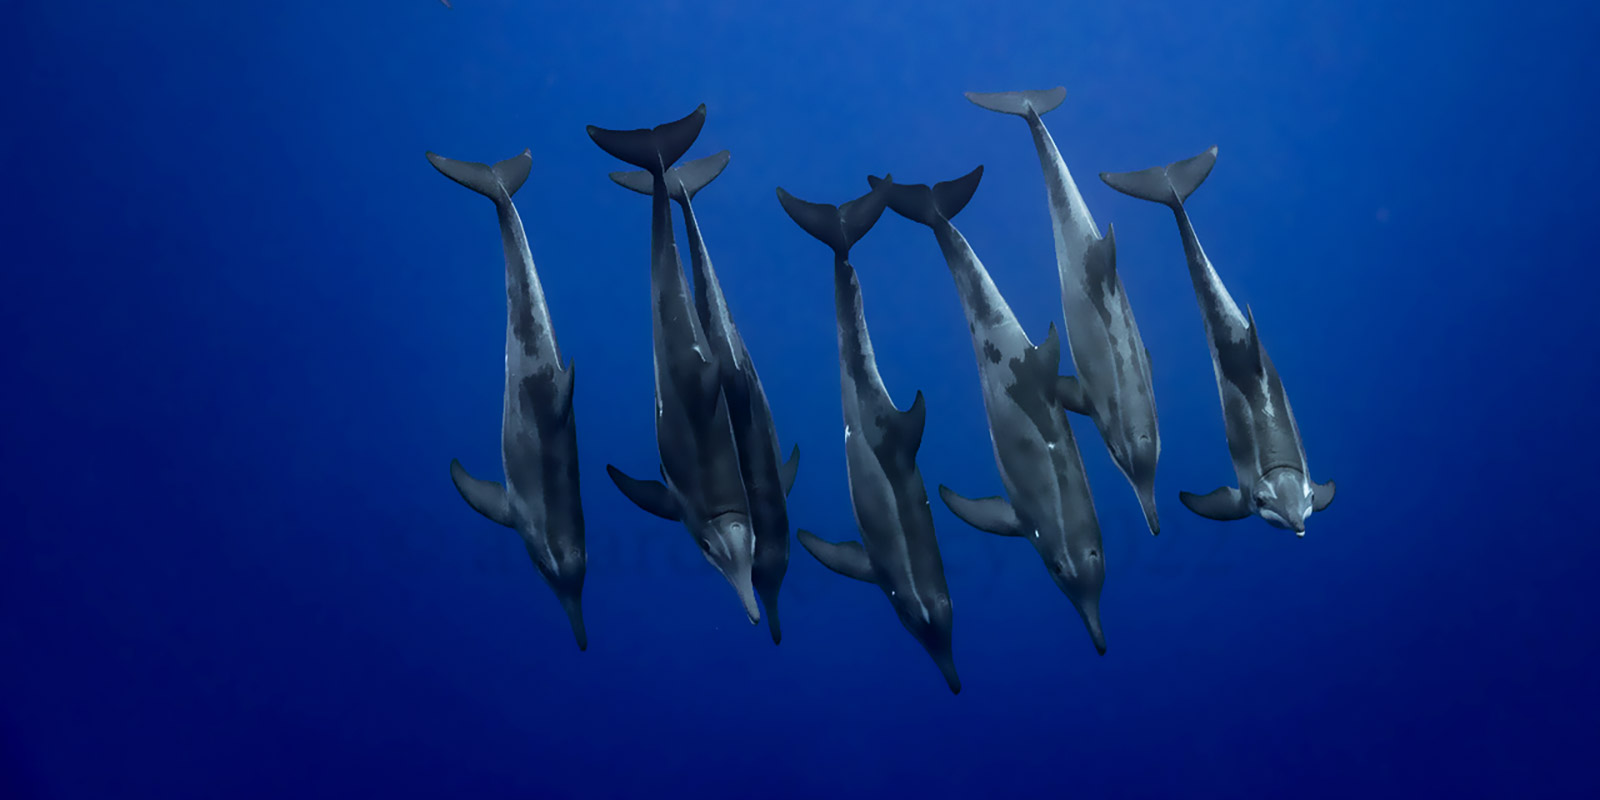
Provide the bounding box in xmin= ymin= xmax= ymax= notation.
xmin=967 ymin=88 xmax=1162 ymax=536
xmin=1100 ymin=147 xmax=1335 ymax=535
xmin=776 ymin=180 xmax=962 ymax=693
xmin=426 ymin=148 xmax=587 ymax=650
xmin=610 ymin=153 xmax=802 ymax=644
xmin=873 ymin=168 xmax=1107 ymax=656
xmin=588 ymin=106 xmax=760 ymax=622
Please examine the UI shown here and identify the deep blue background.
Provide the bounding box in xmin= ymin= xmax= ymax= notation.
xmin=6 ymin=1 xmax=1598 ymax=797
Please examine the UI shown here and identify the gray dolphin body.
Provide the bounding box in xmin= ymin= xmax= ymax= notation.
xmin=874 ymin=169 xmax=1107 ymax=656
xmin=609 ymin=153 xmax=801 ymax=644
xmin=1100 ymin=148 xmax=1335 ymax=535
xmin=967 ymin=88 xmax=1162 ymax=536
xmin=776 ymin=181 xmax=961 ymax=694
xmin=588 ymin=106 xmax=760 ymax=622
xmin=426 ymin=148 xmax=587 ymax=650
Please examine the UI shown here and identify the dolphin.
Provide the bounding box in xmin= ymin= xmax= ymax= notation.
xmin=588 ymin=106 xmax=760 ymax=622
xmin=967 ymin=88 xmax=1162 ymax=536
xmin=1100 ymin=147 xmax=1335 ymax=535
xmin=609 ymin=154 xmax=802 ymax=644
xmin=425 ymin=148 xmax=587 ymax=650
xmin=776 ymin=180 xmax=961 ymax=694
xmin=872 ymin=168 xmax=1107 ymax=656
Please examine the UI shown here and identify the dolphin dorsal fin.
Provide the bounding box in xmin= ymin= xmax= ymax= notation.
xmin=1030 ymin=322 xmax=1063 ymax=380
xmin=1244 ymin=305 xmax=1268 ymax=378
xmin=891 ymin=389 xmax=928 ymax=459
xmin=1085 ymin=225 xmax=1119 ymax=287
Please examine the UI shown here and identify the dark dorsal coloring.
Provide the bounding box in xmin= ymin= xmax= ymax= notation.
xmin=776 ymin=179 xmax=961 ymax=694
xmin=588 ymin=105 xmax=760 ymax=622
xmin=1100 ymin=147 xmax=1335 ymax=535
xmin=872 ymin=169 xmax=1107 ymax=656
xmin=609 ymin=154 xmax=801 ymax=644
xmin=426 ymin=148 xmax=587 ymax=650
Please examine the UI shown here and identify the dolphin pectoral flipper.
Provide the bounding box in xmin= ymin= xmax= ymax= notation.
xmin=797 ymin=530 xmax=875 ymax=584
xmin=1312 ymin=480 xmax=1336 ymax=512
xmin=449 ymin=459 xmax=515 ymax=528
xmin=1179 ymin=486 xmax=1251 ymax=521
xmin=780 ymin=444 xmax=800 ymax=496
xmin=605 ymin=465 xmax=682 ymax=521
xmin=1057 ymin=375 xmax=1090 ymax=416
xmin=938 ymin=485 xmax=1024 ymax=536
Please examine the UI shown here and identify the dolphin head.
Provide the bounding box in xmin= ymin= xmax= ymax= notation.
xmin=1044 ymin=541 xmax=1107 ymax=655
xmin=1116 ymin=431 xmax=1162 ymax=536
xmin=892 ymin=588 xmax=960 ymax=694
xmin=528 ymin=538 xmax=588 ymax=651
xmin=1253 ymin=467 xmax=1315 ymax=536
xmin=697 ymin=511 xmax=760 ymax=624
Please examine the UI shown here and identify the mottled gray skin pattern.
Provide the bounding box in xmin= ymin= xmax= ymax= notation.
xmin=1102 ymin=148 xmax=1333 ymax=535
xmin=880 ymin=173 xmax=1106 ymax=655
xmin=677 ymin=185 xmax=793 ymax=644
xmin=1018 ymin=105 xmax=1161 ymax=535
xmin=777 ymin=185 xmax=959 ymax=692
xmin=1169 ymin=198 xmax=1324 ymax=533
xmin=829 ymin=253 xmax=958 ymax=691
xmin=427 ymin=151 xmax=586 ymax=650
xmin=641 ymin=170 xmax=760 ymax=622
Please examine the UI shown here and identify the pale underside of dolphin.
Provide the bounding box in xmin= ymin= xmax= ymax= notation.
xmin=776 ymin=179 xmax=962 ymax=694
xmin=871 ymin=167 xmax=1107 ymax=657
xmin=967 ymin=87 xmax=1162 ymax=537
xmin=425 ymin=147 xmax=588 ymax=651
xmin=609 ymin=154 xmax=801 ymax=645
xmin=587 ymin=105 xmax=761 ymax=623
xmin=1100 ymin=147 xmax=1335 ymax=535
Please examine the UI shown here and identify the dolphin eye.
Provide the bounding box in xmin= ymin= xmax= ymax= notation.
xmin=698 ymin=538 xmax=712 ymax=553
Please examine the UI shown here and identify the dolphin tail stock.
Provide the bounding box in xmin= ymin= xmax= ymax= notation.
xmin=869 ymin=166 xmax=983 ymax=227
xmin=586 ymin=104 xmax=708 ymax=174
xmin=774 ymin=179 xmax=893 ymax=258
xmin=610 ymin=150 xmax=731 ymax=200
xmin=425 ymin=149 xmax=533 ymax=204
xmin=963 ymin=87 xmax=1066 ymax=117
xmin=1099 ymin=146 xmax=1218 ymax=208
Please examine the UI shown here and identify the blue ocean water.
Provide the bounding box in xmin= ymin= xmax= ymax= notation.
xmin=6 ymin=0 xmax=1598 ymax=796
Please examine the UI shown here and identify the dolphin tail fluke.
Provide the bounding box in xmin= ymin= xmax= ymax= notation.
xmin=586 ymin=104 xmax=708 ymax=174
xmin=869 ymin=167 xmax=983 ymax=227
xmin=964 ymin=87 xmax=1066 ymax=117
xmin=609 ymin=150 xmax=731 ymax=200
xmin=425 ymin=150 xmax=533 ymax=203
xmin=1099 ymin=146 xmax=1217 ymax=207
xmin=774 ymin=180 xmax=892 ymax=257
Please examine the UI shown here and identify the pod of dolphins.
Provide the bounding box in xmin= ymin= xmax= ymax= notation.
xmin=425 ymin=90 xmax=1336 ymax=694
